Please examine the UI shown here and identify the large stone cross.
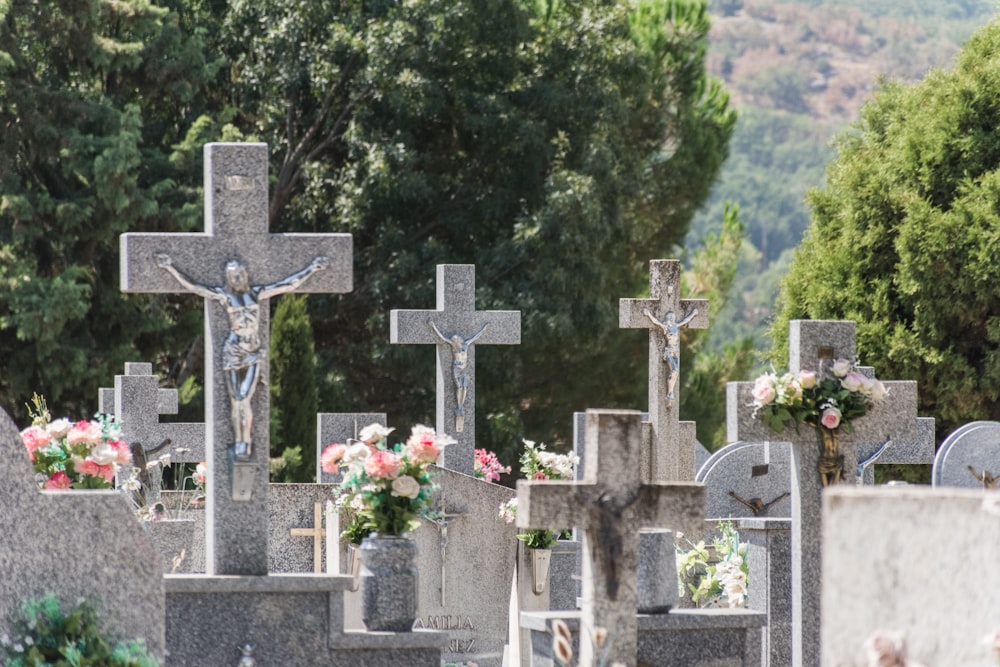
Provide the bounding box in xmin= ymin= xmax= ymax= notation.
xmin=726 ymin=320 xmax=920 ymax=667
xmin=390 ymin=264 xmax=520 ymax=475
xmin=620 ymin=259 xmax=708 ymax=482
xmin=120 ymin=142 xmax=353 ymax=575
xmin=517 ymin=409 xmax=704 ymax=666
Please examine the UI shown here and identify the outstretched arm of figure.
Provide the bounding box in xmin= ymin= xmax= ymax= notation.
xmin=429 ymin=320 xmax=449 ymax=344
xmin=465 ymin=322 xmax=489 ymax=345
xmin=677 ymin=308 xmax=699 ymax=327
xmin=642 ymin=308 xmax=668 ymax=333
xmin=155 ymin=254 xmax=222 ymax=301
xmin=258 ymin=256 xmax=330 ymax=299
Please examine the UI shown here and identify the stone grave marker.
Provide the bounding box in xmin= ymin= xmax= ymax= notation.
xmin=933 ymin=421 xmax=1000 ymax=489
xmin=822 ymin=486 xmax=1000 ymax=666
xmin=390 ymin=264 xmax=520 ymax=476
xmin=619 ymin=259 xmax=708 ymax=482
xmin=316 ymin=412 xmax=387 ymax=484
xmin=517 ymin=409 xmax=705 ymax=665
xmin=99 ymin=362 xmax=178 ymax=416
xmin=697 ymin=441 xmax=792 ymax=519
xmin=121 ymin=142 xmax=352 ymax=575
xmin=0 ymin=407 xmax=165 ymax=658
xmin=270 ymin=483 xmax=339 ymax=573
xmin=727 ymin=319 xmax=922 ymax=667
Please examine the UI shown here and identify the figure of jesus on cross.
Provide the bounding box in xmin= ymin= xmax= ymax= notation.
xmin=643 ymin=307 xmax=699 ymax=406
xmin=155 ymin=253 xmax=329 ymax=460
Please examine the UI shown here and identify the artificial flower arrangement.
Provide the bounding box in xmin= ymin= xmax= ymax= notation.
xmin=676 ymin=521 xmax=749 ymax=608
xmin=19 ymin=394 xmax=131 ymax=490
xmin=498 ymin=439 xmax=579 ymax=549
xmin=119 ymin=458 xmax=207 ymax=522
xmin=474 ymin=448 xmax=511 ymax=483
xmin=750 ymin=358 xmax=887 ymax=434
xmin=321 ymin=423 xmax=454 ymax=537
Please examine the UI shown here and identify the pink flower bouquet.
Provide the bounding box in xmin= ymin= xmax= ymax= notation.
xmin=321 ymin=424 xmax=454 ymax=536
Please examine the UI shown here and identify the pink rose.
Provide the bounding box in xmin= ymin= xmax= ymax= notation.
xmin=321 ymin=443 xmax=348 ymax=474
xmin=77 ymin=459 xmax=115 ymax=482
xmin=798 ymin=369 xmax=817 ymax=389
xmin=405 ymin=425 xmax=442 ymax=464
xmin=364 ymin=450 xmax=401 ymax=480
xmin=751 ymin=375 xmax=777 ymax=406
xmin=820 ymin=406 xmax=842 ymax=430
xmin=533 ymin=471 xmax=548 ymax=480
xmin=44 ymin=471 xmax=72 ymax=489
xmin=841 ymin=372 xmax=865 ymax=393
xmin=109 ymin=440 xmax=132 ymax=466
xmin=20 ymin=426 xmax=51 ymax=457
xmin=67 ymin=420 xmax=102 ymax=446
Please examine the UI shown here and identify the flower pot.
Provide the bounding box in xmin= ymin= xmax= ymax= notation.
xmin=359 ymin=533 xmax=418 ymax=632
xmin=531 ymin=547 xmax=552 ymax=595
xmin=347 ymin=543 xmax=362 ymax=592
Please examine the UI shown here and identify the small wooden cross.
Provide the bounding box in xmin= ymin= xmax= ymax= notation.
xmin=290 ymin=502 xmax=327 ymax=573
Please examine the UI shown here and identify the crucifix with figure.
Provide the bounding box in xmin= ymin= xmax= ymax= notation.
xmin=390 ymin=264 xmax=520 ymax=476
xmin=726 ymin=319 xmax=921 ymax=667
xmin=516 ymin=409 xmax=705 ymax=666
xmin=121 ymin=142 xmax=353 ymax=576
xmin=620 ymin=259 xmax=708 ymax=482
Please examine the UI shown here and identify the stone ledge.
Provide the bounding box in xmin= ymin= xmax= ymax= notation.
xmin=520 ymin=607 xmax=767 ymax=633
xmin=330 ymin=629 xmax=450 ymax=650
xmin=165 ymin=573 xmax=352 ymax=593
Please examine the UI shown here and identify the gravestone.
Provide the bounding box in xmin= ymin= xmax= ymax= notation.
xmin=517 ymin=409 xmax=705 ymax=665
xmin=697 ymin=441 xmax=792 ymax=519
xmin=619 ymin=259 xmax=708 ymax=482
xmin=932 ymin=421 xmax=1000 ymax=489
xmin=99 ymin=362 xmax=178 ymax=416
xmin=316 ymin=412 xmax=386 ymax=484
xmin=390 ymin=264 xmax=520 ymax=476
xmin=269 ymin=483 xmax=339 ymax=574
xmin=727 ymin=320 xmax=922 ymax=667
xmin=822 ymin=486 xmax=1000 ymax=666
xmin=121 ymin=142 xmax=352 ymax=576
xmin=0 ymin=407 xmax=165 ymax=658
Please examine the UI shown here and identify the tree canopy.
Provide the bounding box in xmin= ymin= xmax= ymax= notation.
xmin=772 ymin=18 xmax=1000 ymax=438
xmin=1 ymin=0 xmax=735 ymax=470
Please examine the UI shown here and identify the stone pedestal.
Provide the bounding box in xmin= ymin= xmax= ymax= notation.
xmin=739 ymin=517 xmax=792 ymax=667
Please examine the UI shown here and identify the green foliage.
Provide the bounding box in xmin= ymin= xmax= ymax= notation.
xmin=676 ymin=520 xmax=749 ymax=607
xmin=215 ymin=0 xmax=734 ymax=462
xmin=1 ymin=594 xmax=159 ymax=666
xmin=0 ymin=0 xmax=220 ymax=421
xmin=772 ymin=18 xmax=1000 ymax=437
xmin=270 ymin=294 xmax=319 ymax=481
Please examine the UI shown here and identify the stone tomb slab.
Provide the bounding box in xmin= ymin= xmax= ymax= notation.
xmin=933 ymin=421 xmax=1000 ymax=489
xmin=822 ymin=486 xmax=1000 ymax=666
xmin=0 ymin=408 xmax=165 ymax=658
xmin=409 ymin=468 xmax=518 ymax=666
xmin=696 ymin=441 xmax=792 ymax=519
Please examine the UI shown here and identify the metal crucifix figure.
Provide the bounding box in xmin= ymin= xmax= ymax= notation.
xmin=156 ymin=254 xmax=329 ymax=460
xmin=426 ymin=496 xmax=466 ymax=605
xmin=429 ymin=321 xmax=488 ymax=432
xmin=643 ymin=307 xmax=699 ymax=407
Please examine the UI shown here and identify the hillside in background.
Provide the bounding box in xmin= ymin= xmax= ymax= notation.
xmin=688 ymin=0 xmax=997 ymax=356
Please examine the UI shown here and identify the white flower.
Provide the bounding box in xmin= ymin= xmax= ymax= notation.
xmin=46 ymin=418 xmax=73 ymax=439
xmin=89 ymin=441 xmax=118 ymax=466
xmin=342 ymin=442 xmax=371 ymax=464
xmin=390 ymin=475 xmax=421 ymax=499
xmin=359 ymin=423 xmax=394 ymax=444
xmin=831 ymin=358 xmax=852 ymax=377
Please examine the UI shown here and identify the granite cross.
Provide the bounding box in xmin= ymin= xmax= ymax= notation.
xmin=619 ymin=259 xmax=708 ymax=482
xmin=516 ymin=409 xmax=705 ymax=666
xmin=120 ymin=142 xmax=353 ymax=575
xmin=726 ymin=320 xmax=921 ymax=667
xmin=390 ymin=264 xmax=520 ymax=475
xmin=289 ymin=502 xmax=327 ymax=574
xmin=102 ymin=362 xmax=206 ymax=466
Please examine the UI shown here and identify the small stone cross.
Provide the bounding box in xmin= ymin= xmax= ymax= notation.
xmin=289 ymin=502 xmax=327 ymax=573
xmin=390 ymin=264 xmax=520 ymax=475
xmin=121 ymin=142 xmax=353 ymax=575
xmin=102 ymin=362 xmax=206 ymax=465
xmin=516 ymin=409 xmax=704 ymax=666
xmin=619 ymin=259 xmax=708 ymax=482
xmin=726 ymin=320 xmax=921 ymax=667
